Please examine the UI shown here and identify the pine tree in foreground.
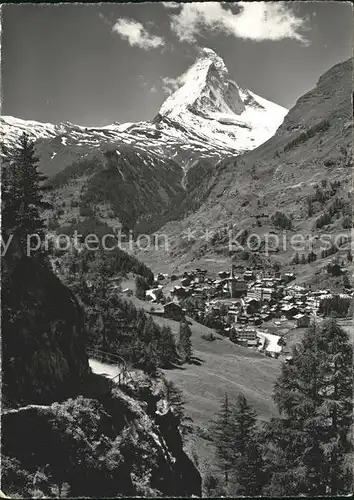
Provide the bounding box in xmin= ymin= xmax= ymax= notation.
xmin=211 ymin=393 xmax=265 ymax=495
xmin=1 ymin=133 xmax=51 ymax=262
xmin=229 ymin=394 xmax=265 ymax=496
xmin=211 ymin=393 xmax=234 ymax=486
xmin=264 ymin=319 xmax=353 ymax=496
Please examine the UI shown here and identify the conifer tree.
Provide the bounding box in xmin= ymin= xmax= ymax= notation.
xmin=178 ymin=320 xmax=193 ymax=363
xmin=264 ymin=320 xmax=353 ymax=496
xmin=135 ymin=275 xmax=149 ymax=299
xmin=229 ymin=394 xmax=265 ymax=496
xmin=163 ymin=379 xmax=185 ymax=419
xmin=307 ymin=250 xmax=317 ymax=263
xmin=211 ymin=393 xmax=234 ymax=486
xmin=158 ymin=326 xmax=178 ymax=367
xmin=162 ymin=379 xmax=193 ymax=439
xmin=1 ymin=133 xmax=51 ymax=261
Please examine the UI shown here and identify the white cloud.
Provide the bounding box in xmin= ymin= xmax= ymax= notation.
xmin=112 ymin=18 xmax=165 ymax=50
xmin=98 ymin=12 xmax=111 ymax=26
xmin=161 ymin=72 xmax=188 ymax=95
xmin=167 ymin=2 xmax=309 ymax=45
xmin=161 ymin=76 xmax=179 ymax=95
xmin=161 ymin=2 xmax=180 ymax=9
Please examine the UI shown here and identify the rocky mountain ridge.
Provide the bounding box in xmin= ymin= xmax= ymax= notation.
xmin=1 ymin=48 xmax=287 ymax=176
xmin=135 ymin=57 xmax=353 ymax=274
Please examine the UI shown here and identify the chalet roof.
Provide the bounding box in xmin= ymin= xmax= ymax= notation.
xmin=147 ymin=288 xmax=162 ymax=294
xmin=281 ymin=304 xmax=298 ymax=311
xmin=293 ymin=313 xmax=307 ymax=319
xmin=282 ymin=296 xmax=292 ymax=302
xmin=164 ymin=301 xmax=182 ymax=309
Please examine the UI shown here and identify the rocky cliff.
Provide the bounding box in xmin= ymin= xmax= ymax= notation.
xmin=2 ymin=248 xmax=90 ymax=407
xmin=2 ymin=373 xmax=202 ymax=497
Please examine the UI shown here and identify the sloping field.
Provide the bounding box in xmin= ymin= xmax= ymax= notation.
xmin=120 ymin=295 xmax=282 ymax=472
xmin=162 ymin=321 xmax=280 ymax=427
xmin=129 ymin=296 xmax=280 ymax=425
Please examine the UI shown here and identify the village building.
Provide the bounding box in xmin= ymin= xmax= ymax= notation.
xmin=181 ymin=277 xmax=192 ymax=287
xmin=183 ymin=271 xmax=196 ymax=280
xmin=243 ymin=270 xmax=256 ymax=281
xmin=164 ymin=302 xmax=185 ymax=321
xmin=287 ymin=285 xmax=307 ymax=298
xmin=228 ymin=278 xmax=247 ymax=298
xmin=294 ymin=313 xmax=311 ymax=327
xmin=146 ymin=287 xmax=163 ymax=302
xmin=283 ymin=272 xmax=296 ymax=283
xmin=244 ymin=297 xmax=261 ymax=315
xmin=170 ymin=286 xmax=190 ymax=299
xmin=261 ymin=287 xmax=277 ymax=302
xmin=218 ymin=270 xmax=230 ymax=279
xmin=195 ymin=269 xmax=207 ymax=282
xmin=235 ymin=314 xmax=250 ymax=324
xmin=281 ymin=304 xmax=299 ymax=318
xmin=282 ymin=295 xmax=295 ymax=303
xmin=149 ymin=307 xmax=165 ymax=317
xmin=247 ymin=285 xmax=276 ymax=302
xmin=231 ymin=327 xmax=258 ymax=347
xmin=227 ymin=309 xmax=239 ymax=324
xmin=247 ymin=286 xmax=262 ymax=301
xmin=250 ymin=315 xmax=262 ymax=325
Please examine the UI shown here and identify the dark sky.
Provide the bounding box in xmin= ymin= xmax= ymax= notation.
xmin=1 ymin=2 xmax=352 ymax=126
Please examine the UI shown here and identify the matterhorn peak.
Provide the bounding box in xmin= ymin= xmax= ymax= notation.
xmin=160 ymin=47 xmax=245 ymax=119
xmin=158 ymin=47 xmax=287 ymax=153
xmin=196 ymin=47 xmax=229 ymax=78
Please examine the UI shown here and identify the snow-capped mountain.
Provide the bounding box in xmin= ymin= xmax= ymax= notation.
xmin=158 ymin=47 xmax=287 ymax=152
xmin=1 ymin=48 xmax=287 ymax=176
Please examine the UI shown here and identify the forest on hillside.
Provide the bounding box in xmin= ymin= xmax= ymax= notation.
xmin=1 ymin=134 xmax=353 ymax=498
